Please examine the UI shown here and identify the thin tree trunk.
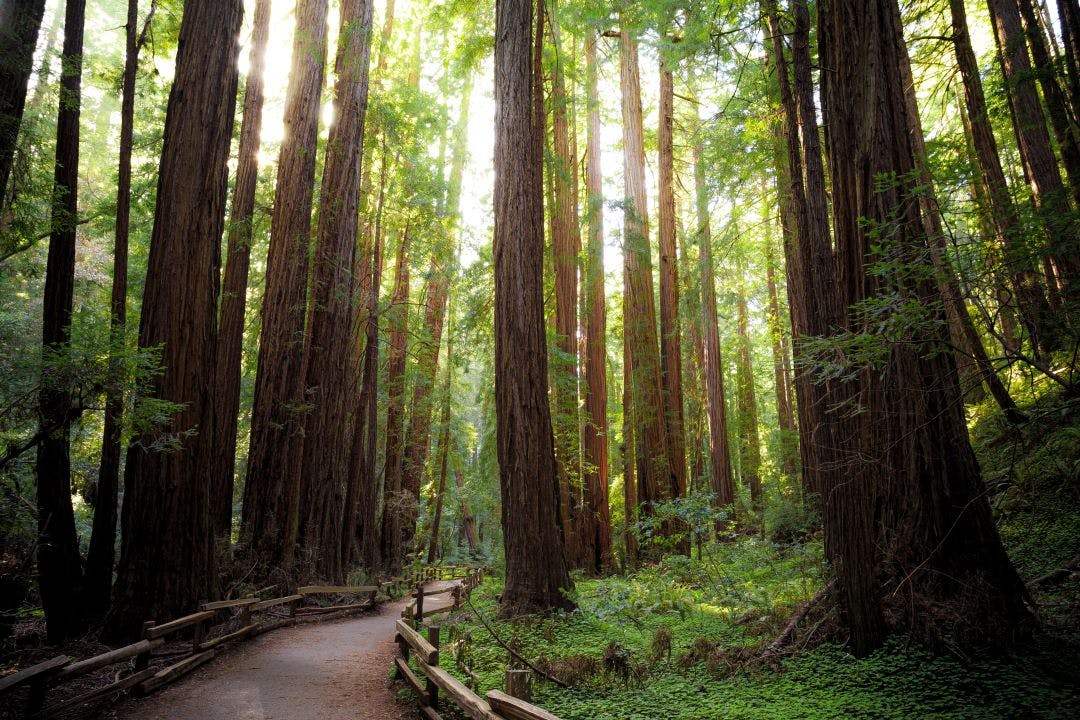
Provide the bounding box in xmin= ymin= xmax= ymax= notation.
xmin=296 ymin=0 xmax=375 ymax=583
xmin=107 ymin=0 xmax=243 ymax=640
xmin=426 ymin=313 xmax=454 ymax=565
xmin=693 ymin=143 xmax=734 ymax=514
xmin=494 ymin=0 xmax=573 ymax=616
xmin=734 ymin=287 xmax=762 ymax=509
xmin=37 ymin=0 xmax=87 ymax=643
xmin=622 ymin=341 xmax=638 ymax=570
xmin=1017 ymin=0 xmax=1080 ymax=205
xmin=895 ymin=4 xmax=1025 ymax=422
xmin=0 ymin=0 xmax=47 ymax=215
xmin=549 ymin=10 xmax=582 ymax=568
xmin=764 ymin=238 xmax=797 ymax=477
xmin=454 ymin=466 xmax=479 ymax=552
xmin=242 ymin=0 xmax=329 ymax=584
xmin=986 ymin=0 xmax=1080 ymax=302
xmin=400 ymin=268 xmax=451 ymax=556
xmin=950 ymin=0 xmax=1053 ymax=357
xmin=380 ymin=231 xmax=410 ymax=572
xmin=1059 ymin=0 xmax=1080 ymax=119
xmin=620 ymin=29 xmax=674 ymax=526
xmin=582 ymin=34 xmax=611 ymax=574
xmin=658 ymin=57 xmax=687 ymax=510
xmin=209 ymin=0 xmax=272 ymax=542
xmin=84 ymin=0 xmax=154 ymax=621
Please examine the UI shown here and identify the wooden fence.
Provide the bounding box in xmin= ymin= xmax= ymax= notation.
xmin=392 ymin=566 xmax=564 ymax=720
xmin=0 ymin=577 xmax=407 ymax=719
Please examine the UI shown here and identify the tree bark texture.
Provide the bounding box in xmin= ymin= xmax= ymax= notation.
xmin=0 ymin=0 xmax=46 ymax=216
xmin=1016 ymin=0 xmax=1080 ymax=206
xmin=734 ymin=287 xmax=762 ymax=508
xmin=620 ymin=30 xmax=675 ymax=523
xmin=209 ymin=0 xmax=272 ymax=542
xmin=86 ymin=0 xmax=154 ymax=620
xmin=242 ymin=0 xmax=329 ymax=584
xmin=658 ymin=58 xmax=687 ymax=508
xmin=380 ymin=232 xmax=410 ymax=572
xmin=581 ymin=34 xmax=611 ymax=574
xmin=400 ymin=265 xmax=450 ymax=554
xmin=820 ymin=0 xmax=1032 ymax=655
xmin=693 ymin=144 xmax=735 ymax=511
xmin=494 ymin=0 xmax=573 ymax=615
xmin=949 ymin=0 xmax=1054 ymax=357
xmin=108 ymin=0 xmax=243 ymax=639
xmin=986 ymin=0 xmax=1080 ymax=301
xmin=37 ymin=0 xmax=87 ymax=643
xmin=296 ymin=0 xmax=375 ymax=583
xmin=549 ymin=12 xmax=583 ymax=568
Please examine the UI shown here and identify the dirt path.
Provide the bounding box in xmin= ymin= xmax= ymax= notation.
xmin=105 ymin=584 xmax=456 ymax=720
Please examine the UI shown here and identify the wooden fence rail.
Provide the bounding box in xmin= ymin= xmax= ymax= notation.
xmin=391 ymin=566 xmax=563 ymax=720
xmin=0 ymin=579 xmax=393 ymax=718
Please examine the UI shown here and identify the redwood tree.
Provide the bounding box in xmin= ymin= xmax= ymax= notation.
xmin=242 ymin=0 xmax=329 ymax=583
xmin=296 ymin=0 xmax=375 ymax=583
xmin=108 ymin=0 xmax=243 ymax=638
xmin=85 ymin=0 xmax=155 ymax=619
xmin=209 ymin=0 xmax=273 ymax=541
xmin=37 ymin=0 xmax=87 ymax=643
xmin=0 ymin=0 xmax=47 ymax=214
xmin=817 ymin=0 xmax=1032 ymax=655
xmin=493 ymin=0 xmax=573 ymax=616
xmin=581 ymin=33 xmax=611 ymax=574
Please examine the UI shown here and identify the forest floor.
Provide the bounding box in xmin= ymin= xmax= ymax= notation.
xmin=98 ymin=582 xmax=457 ymax=720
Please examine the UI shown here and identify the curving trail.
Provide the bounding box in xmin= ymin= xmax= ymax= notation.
xmin=105 ymin=584 xmax=456 ymax=720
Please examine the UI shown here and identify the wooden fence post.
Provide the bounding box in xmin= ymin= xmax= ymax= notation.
xmin=506 ymin=669 xmax=532 ymax=701
xmin=426 ymin=624 xmax=441 ymax=709
xmin=137 ymin=621 xmax=156 ymax=671
xmin=414 ymin=583 xmax=424 ymax=627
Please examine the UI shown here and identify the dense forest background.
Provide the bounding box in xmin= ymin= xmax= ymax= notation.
xmin=1 ymin=0 xmax=1079 ymax=714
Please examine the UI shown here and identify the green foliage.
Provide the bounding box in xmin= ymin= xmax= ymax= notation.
xmin=437 ymin=535 xmax=1076 ymax=720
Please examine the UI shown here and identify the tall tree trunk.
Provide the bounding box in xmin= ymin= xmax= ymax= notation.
xmin=380 ymin=231 xmax=410 ymax=572
xmin=549 ymin=11 xmax=582 ymax=568
xmin=734 ymin=287 xmax=762 ymax=509
xmin=494 ymin=0 xmax=573 ymax=616
xmin=581 ymin=34 xmax=611 ymax=574
xmin=764 ymin=237 xmax=797 ymax=477
xmin=763 ymin=0 xmax=835 ymax=505
xmin=622 ymin=339 xmax=638 ymax=569
xmin=210 ymin=0 xmax=272 ymax=542
xmin=620 ymin=29 xmax=674 ymax=526
xmin=426 ymin=314 xmax=454 ymax=565
xmin=693 ymin=144 xmax=734 ymax=514
xmin=37 ymin=0 xmax=87 ymax=643
xmin=950 ymin=0 xmax=1054 ymax=357
xmin=242 ymin=0 xmax=329 ymax=584
xmin=895 ymin=3 xmax=1025 ymax=422
xmin=1059 ymin=0 xmax=1080 ymax=119
xmin=454 ymin=466 xmax=479 ymax=552
xmin=347 ymin=170 xmax=386 ymax=571
xmin=986 ymin=0 xmax=1080 ymax=303
xmin=1017 ymin=0 xmax=1080 ymax=205
xmin=680 ymin=213 xmax=707 ymax=494
xmin=819 ymin=0 xmax=1031 ymax=656
xmin=658 ymin=57 xmax=687 ymax=510
xmin=400 ymin=266 xmax=451 ymax=556
xmin=107 ymin=0 xmax=243 ymax=640
xmin=0 ymin=0 xmax=46 ymax=215
xmin=296 ymin=0 xmax=374 ymax=583
xmin=85 ymin=0 xmax=156 ymax=620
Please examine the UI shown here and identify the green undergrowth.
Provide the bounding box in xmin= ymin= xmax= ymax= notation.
xmin=422 ymin=536 xmax=1077 ymax=719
